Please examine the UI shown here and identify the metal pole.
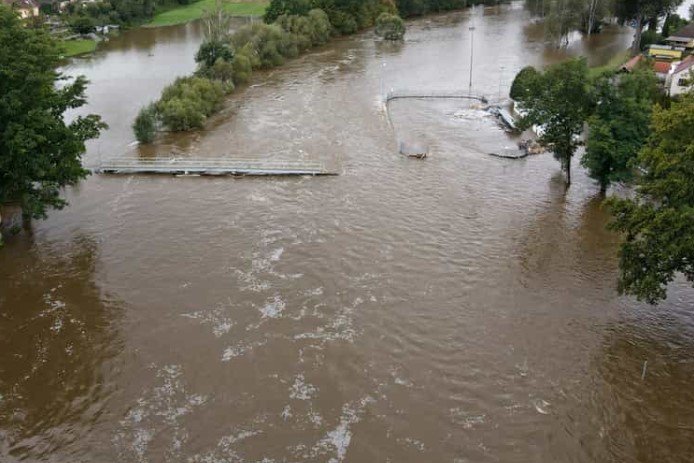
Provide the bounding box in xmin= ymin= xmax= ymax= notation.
xmin=498 ymin=66 xmax=505 ymax=102
xmin=468 ymin=25 xmax=475 ymax=96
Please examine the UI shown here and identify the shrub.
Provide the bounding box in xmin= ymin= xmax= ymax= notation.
xmin=375 ymin=12 xmax=405 ymax=40
xmin=209 ymin=58 xmax=237 ymax=84
xmin=133 ymin=104 xmax=157 ymax=143
xmin=70 ymin=15 xmax=96 ymax=34
xmin=156 ymin=77 xmax=226 ymax=131
xmin=196 ymin=40 xmax=234 ymax=69
xmin=232 ymin=45 xmax=255 ymax=84
xmin=264 ymin=0 xmax=312 ymax=23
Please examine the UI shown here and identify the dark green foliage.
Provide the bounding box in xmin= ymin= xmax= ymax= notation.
xmin=0 ymin=6 xmax=105 ymax=218
xmin=582 ymin=68 xmax=660 ymax=193
xmin=613 ymin=0 xmax=685 ymax=55
xmin=70 ymin=15 xmax=97 ymax=34
xmin=640 ymin=29 xmax=664 ymax=50
xmin=375 ymin=12 xmax=405 ymax=40
xmin=607 ymin=93 xmax=694 ymax=303
xmin=509 ymin=66 xmax=540 ymax=100
xmin=662 ymin=13 xmax=687 ymax=37
xmin=514 ymin=58 xmax=593 ymax=186
xmin=65 ymin=0 xmax=157 ymax=28
xmin=133 ymin=104 xmax=157 ymax=143
xmin=264 ymin=0 xmax=312 ymax=23
xmin=195 ymin=40 xmax=234 ymax=68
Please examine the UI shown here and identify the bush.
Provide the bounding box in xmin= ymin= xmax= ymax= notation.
xmin=156 ymin=77 xmax=227 ymax=131
xmin=133 ymin=104 xmax=157 ymax=143
xmin=195 ymin=40 xmax=234 ymax=69
xmin=70 ymin=15 xmax=97 ymax=34
xmin=375 ymin=12 xmax=405 ymax=40
xmin=264 ymin=0 xmax=312 ymax=23
xmin=232 ymin=45 xmax=255 ymax=84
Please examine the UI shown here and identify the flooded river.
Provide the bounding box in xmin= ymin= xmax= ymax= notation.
xmin=2 ymin=2 xmax=694 ymax=462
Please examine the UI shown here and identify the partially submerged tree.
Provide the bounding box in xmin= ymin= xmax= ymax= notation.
xmin=607 ymin=92 xmax=694 ymax=303
xmin=514 ymin=58 xmax=593 ymax=186
xmin=375 ymin=12 xmax=405 ymax=40
xmin=614 ymin=0 xmax=684 ymax=56
xmin=0 ymin=6 xmax=105 ymax=219
xmin=582 ymin=67 xmax=660 ymax=194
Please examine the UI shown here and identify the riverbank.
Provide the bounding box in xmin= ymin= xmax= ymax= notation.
xmin=146 ymin=0 xmax=268 ymax=27
xmin=588 ymin=49 xmax=630 ymax=77
xmin=59 ymin=39 xmax=98 ymax=57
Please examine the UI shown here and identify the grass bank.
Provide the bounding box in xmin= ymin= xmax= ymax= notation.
xmin=59 ymin=39 xmax=98 ymax=57
xmin=147 ymin=0 xmax=268 ymax=27
xmin=589 ymin=49 xmax=630 ymax=77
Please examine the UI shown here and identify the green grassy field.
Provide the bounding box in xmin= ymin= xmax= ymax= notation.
xmin=588 ymin=49 xmax=631 ymax=78
xmin=147 ymin=0 xmax=268 ymax=27
xmin=59 ymin=39 xmax=98 ymax=57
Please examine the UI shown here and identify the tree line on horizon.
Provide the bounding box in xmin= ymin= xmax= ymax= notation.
xmin=525 ymin=0 xmax=688 ymax=54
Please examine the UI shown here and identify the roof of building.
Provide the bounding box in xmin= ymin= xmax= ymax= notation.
xmin=653 ymin=60 xmax=672 ymax=74
xmin=673 ymin=55 xmax=694 ymax=74
xmin=621 ymin=55 xmax=643 ymax=72
xmin=668 ymin=23 xmax=694 ymax=40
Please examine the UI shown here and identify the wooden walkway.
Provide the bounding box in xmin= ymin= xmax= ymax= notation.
xmin=92 ymin=157 xmax=336 ymax=176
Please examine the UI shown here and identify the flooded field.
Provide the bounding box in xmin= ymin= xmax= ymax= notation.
xmin=1 ymin=2 xmax=693 ymax=462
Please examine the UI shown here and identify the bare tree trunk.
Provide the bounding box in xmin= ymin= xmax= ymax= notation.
xmin=586 ymin=0 xmax=598 ymax=36
xmin=631 ymin=14 xmax=644 ymax=56
xmin=565 ymin=156 xmax=572 ymax=186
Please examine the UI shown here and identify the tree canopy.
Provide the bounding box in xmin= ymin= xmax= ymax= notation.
xmin=582 ymin=67 xmax=660 ymax=193
xmin=0 ymin=6 xmax=105 ymax=219
xmin=607 ymin=92 xmax=694 ymax=303
xmin=613 ymin=0 xmax=684 ymax=54
xmin=514 ymin=58 xmax=593 ymax=186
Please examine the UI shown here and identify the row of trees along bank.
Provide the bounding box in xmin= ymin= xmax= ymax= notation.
xmin=524 ymin=0 xmax=686 ymax=54
xmin=510 ymin=59 xmax=694 ymax=304
xmin=133 ymin=0 xmax=508 ymax=142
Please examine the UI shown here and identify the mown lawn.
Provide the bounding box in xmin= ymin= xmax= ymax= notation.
xmin=147 ymin=0 xmax=268 ymax=27
xmin=59 ymin=39 xmax=98 ymax=57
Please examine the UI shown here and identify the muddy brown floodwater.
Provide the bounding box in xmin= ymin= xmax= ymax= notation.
xmin=2 ymin=2 xmax=694 ymax=462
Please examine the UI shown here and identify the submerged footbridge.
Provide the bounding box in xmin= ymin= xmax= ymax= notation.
xmin=384 ymin=88 xmax=490 ymax=105
xmin=92 ymin=156 xmax=337 ymax=176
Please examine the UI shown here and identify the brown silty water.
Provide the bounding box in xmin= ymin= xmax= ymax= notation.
xmin=1 ymin=2 xmax=694 ymax=462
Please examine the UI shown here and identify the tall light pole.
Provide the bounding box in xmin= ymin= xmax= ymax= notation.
xmin=468 ymin=25 xmax=476 ymax=96
xmin=498 ymin=65 xmax=505 ymax=102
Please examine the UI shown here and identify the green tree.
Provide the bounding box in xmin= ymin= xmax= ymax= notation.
xmin=133 ymin=104 xmax=157 ymax=144
xmin=509 ymin=66 xmax=540 ymax=100
xmin=0 ymin=6 xmax=105 ymax=219
xmin=582 ymin=68 xmax=659 ymax=194
xmin=607 ymin=92 xmax=694 ymax=303
xmin=375 ymin=12 xmax=405 ymax=40
xmin=70 ymin=15 xmax=97 ymax=34
xmin=614 ymin=0 xmax=683 ymax=55
xmin=195 ymin=40 xmax=234 ymax=69
xmin=514 ymin=58 xmax=593 ymax=186
xmin=264 ymin=0 xmax=312 ymax=23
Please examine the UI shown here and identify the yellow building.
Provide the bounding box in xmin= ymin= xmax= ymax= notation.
xmin=648 ymin=44 xmax=684 ymax=61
